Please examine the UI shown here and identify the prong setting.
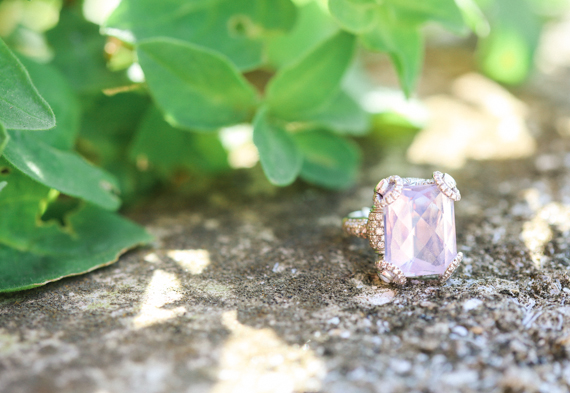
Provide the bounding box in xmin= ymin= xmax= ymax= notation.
xmin=376 ymin=259 xmax=407 ymax=286
xmin=366 ymin=176 xmax=404 ymax=254
xmin=375 ymin=175 xmax=404 ymax=207
xmin=440 ymin=252 xmax=463 ymax=283
xmin=433 ymin=171 xmax=461 ymax=201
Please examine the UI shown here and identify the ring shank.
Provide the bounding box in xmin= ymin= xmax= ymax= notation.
xmin=342 ymin=207 xmax=371 ymax=239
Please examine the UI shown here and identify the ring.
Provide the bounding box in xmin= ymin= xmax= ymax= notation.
xmin=342 ymin=171 xmax=463 ymax=285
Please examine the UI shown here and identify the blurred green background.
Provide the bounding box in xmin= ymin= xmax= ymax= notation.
xmin=0 ymin=0 xmax=568 ymax=292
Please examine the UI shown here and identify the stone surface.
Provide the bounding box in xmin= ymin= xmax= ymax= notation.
xmin=3 ymin=45 xmax=570 ymax=393
xmin=384 ymin=184 xmax=456 ymax=277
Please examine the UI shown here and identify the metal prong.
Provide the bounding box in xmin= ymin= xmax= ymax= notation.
xmin=374 ymin=175 xmax=404 ymax=207
xmin=376 ymin=259 xmax=407 ymax=286
xmin=433 ymin=171 xmax=461 ymax=201
xmin=440 ymin=252 xmax=464 ymax=283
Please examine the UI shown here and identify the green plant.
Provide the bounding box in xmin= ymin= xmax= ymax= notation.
xmin=0 ymin=0 xmax=558 ymax=292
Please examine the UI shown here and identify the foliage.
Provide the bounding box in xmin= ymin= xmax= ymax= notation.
xmin=0 ymin=38 xmax=54 ymax=130
xmin=0 ymin=0 xmax=560 ymax=291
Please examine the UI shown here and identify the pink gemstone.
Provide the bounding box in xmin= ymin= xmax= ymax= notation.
xmin=384 ymin=183 xmax=456 ymax=277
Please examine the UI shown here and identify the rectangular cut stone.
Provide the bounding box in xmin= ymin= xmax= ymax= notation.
xmin=384 ymin=184 xmax=456 ymax=277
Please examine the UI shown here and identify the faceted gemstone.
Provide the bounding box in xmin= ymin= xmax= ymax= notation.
xmin=384 ymin=184 xmax=456 ymax=277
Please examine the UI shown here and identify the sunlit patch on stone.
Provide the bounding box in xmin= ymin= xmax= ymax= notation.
xmin=384 ymin=183 xmax=457 ymax=277
xmin=133 ymin=270 xmax=186 ymax=329
xmin=210 ymin=310 xmax=325 ymax=393
xmin=356 ymin=289 xmax=396 ymax=307
xmin=143 ymin=252 xmax=161 ymax=264
xmin=167 ymin=249 xmax=210 ymax=275
xmin=522 ymin=201 xmax=570 ymax=268
xmin=407 ymin=74 xmax=535 ymax=168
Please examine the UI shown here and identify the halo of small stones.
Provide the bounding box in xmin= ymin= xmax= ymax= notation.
xmin=366 ymin=210 xmax=384 ymax=253
xmin=376 ymin=259 xmax=407 ymax=286
xmin=433 ymin=171 xmax=461 ymax=201
xmin=366 ymin=176 xmax=403 ymax=253
xmin=440 ymin=252 xmax=463 ymax=283
xmin=375 ymin=175 xmax=404 ymax=207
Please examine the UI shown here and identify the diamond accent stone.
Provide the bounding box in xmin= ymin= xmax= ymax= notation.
xmin=384 ymin=183 xmax=457 ymax=277
xmin=379 ymin=271 xmax=394 ymax=283
xmin=376 ymin=179 xmax=389 ymax=195
xmin=443 ymin=173 xmax=457 ymax=189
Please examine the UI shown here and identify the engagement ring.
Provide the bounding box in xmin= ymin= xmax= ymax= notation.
xmin=343 ymin=172 xmax=463 ymax=285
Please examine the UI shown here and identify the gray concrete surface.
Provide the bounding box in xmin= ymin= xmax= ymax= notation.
xmin=3 ymin=49 xmax=570 ymax=393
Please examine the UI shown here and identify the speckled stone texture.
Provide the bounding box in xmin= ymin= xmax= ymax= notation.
xmin=3 ymin=49 xmax=570 ymax=393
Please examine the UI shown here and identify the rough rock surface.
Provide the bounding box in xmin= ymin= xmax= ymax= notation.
xmin=3 ymin=52 xmax=570 ymax=393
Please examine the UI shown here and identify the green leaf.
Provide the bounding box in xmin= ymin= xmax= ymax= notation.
xmin=328 ymin=0 xmax=378 ymax=33
xmin=46 ymin=7 xmax=129 ymax=93
xmin=3 ymin=131 xmax=121 ymax=210
xmin=361 ymin=9 xmax=423 ymax=97
xmin=0 ymin=122 xmax=8 ymax=157
xmin=480 ymin=27 xmax=532 ymax=84
xmin=77 ymin=92 xmax=155 ymax=204
xmin=455 ymin=0 xmax=490 ymax=37
xmin=137 ymin=38 xmax=259 ymax=130
xmin=253 ymin=108 xmax=301 ymax=186
xmin=0 ymin=203 xmax=151 ymax=293
xmin=266 ymin=1 xmax=337 ymax=67
xmin=387 ymin=0 xmax=466 ymax=34
xmin=329 ymin=0 xmax=467 ymax=35
xmin=79 ymin=93 xmax=150 ymax=166
xmin=293 ymin=130 xmax=361 ymax=189
xmin=298 ymin=91 xmax=370 ymax=135
xmin=477 ymin=0 xmax=540 ymax=85
xmin=105 ymin=0 xmax=297 ymax=70
xmin=252 ymin=0 xmax=297 ymax=32
xmin=0 ymin=161 xmax=50 ymax=252
xmin=0 ymin=38 xmax=55 ymax=130
xmin=266 ymin=31 xmax=356 ymax=120
xmin=0 ymin=160 xmax=149 ymax=264
xmin=17 ymin=57 xmax=80 ymax=150
xmin=129 ymin=107 xmax=229 ymax=176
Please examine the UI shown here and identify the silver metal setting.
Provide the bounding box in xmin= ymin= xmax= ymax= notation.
xmin=342 ymin=172 xmax=463 ymax=286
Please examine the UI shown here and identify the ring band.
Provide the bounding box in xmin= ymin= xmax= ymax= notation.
xmin=343 ymin=172 xmax=463 ymax=285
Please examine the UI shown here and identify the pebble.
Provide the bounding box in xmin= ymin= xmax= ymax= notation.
xmin=463 ymin=299 xmax=483 ymax=312
xmin=390 ymin=359 xmax=412 ymax=374
xmin=451 ymin=326 xmax=469 ymax=337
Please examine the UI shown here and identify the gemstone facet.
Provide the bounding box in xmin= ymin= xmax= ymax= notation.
xmin=384 ymin=183 xmax=457 ymax=277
